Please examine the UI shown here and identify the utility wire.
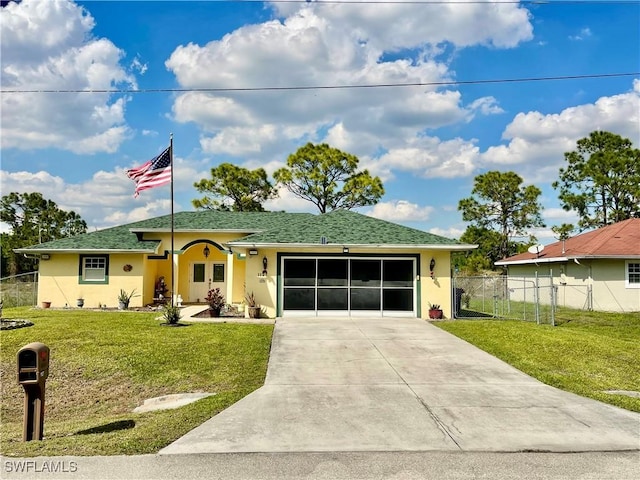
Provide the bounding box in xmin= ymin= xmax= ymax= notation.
xmin=2 ymin=72 xmax=638 ymax=94
xmin=222 ymin=1 xmax=640 ymax=4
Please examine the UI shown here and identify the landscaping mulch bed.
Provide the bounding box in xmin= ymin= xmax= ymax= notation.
xmin=192 ymin=307 xmax=244 ymax=319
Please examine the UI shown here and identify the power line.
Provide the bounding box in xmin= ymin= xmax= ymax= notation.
xmin=224 ymin=1 xmax=640 ymax=4
xmin=231 ymin=0 xmax=639 ymax=4
xmin=2 ymin=72 xmax=638 ymax=95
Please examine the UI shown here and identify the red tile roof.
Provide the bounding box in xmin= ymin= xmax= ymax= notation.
xmin=496 ymin=218 xmax=640 ymax=265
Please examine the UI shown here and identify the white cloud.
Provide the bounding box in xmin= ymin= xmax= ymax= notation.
xmin=543 ymin=208 xmax=579 ymax=223
xmin=200 ymin=125 xmax=280 ymax=156
xmin=165 ymin=4 xmax=527 ymax=171
xmin=0 ymin=0 xmax=137 ymax=153
xmin=264 ymin=187 xmax=318 ymax=213
xmin=429 ymin=226 xmax=466 ymax=240
xmin=367 ymin=200 xmax=434 ymax=222
xmin=481 ymin=83 xmax=640 ymax=182
xmin=569 ymin=27 xmax=592 ymax=41
xmin=104 ymin=200 xmax=173 ymax=226
xmin=374 ymin=136 xmax=480 ymax=180
xmin=269 ymin=2 xmax=533 ymax=50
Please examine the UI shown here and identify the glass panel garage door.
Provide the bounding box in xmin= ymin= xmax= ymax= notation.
xmin=282 ymin=257 xmax=415 ymax=316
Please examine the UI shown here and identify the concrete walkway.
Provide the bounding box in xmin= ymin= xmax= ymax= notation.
xmin=160 ymin=317 xmax=640 ymax=454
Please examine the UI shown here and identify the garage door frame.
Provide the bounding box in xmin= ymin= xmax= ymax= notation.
xmin=278 ymin=253 xmax=421 ymax=317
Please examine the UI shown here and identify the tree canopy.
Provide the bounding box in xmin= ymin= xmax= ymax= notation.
xmin=1 ymin=192 xmax=87 ymax=276
xmin=551 ymin=223 xmax=575 ymax=241
xmin=192 ymin=163 xmax=276 ymax=211
xmin=274 ymin=143 xmax=384 ymax=213
xmin=553 ymin=130 xmax=640 ymax=230
xmin=458 ymin=171 xmax=544 ymax=262
xmin=457 ymin=226 xmax=504 ymax=273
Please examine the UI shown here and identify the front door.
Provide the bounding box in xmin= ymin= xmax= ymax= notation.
xmin=189 ymin=262 xmax=226 ymax=303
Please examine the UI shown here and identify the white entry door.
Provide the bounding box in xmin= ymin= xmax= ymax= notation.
xmin=189 ymin=262 xmax=226 ymax=303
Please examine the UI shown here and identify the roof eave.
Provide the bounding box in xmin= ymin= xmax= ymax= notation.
xmin=495 ymin=257 xmax=568 ymax=266
xmin=229 ymin=242 xmax=477 ymax=250
xmin=130 ymin=228 xmax=260 ymax=234
xmin=14 ymin=248 xmax=160 ymax=255
xmin=496 ymin=254 xmax=640 ymax=266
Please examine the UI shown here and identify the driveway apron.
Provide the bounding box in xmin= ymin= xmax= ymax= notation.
xmin=160 ymin=317 xmax=640 ymax=454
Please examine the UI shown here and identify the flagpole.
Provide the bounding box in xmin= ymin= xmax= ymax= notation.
xmin=170 ymin=133 xmax=175 ymax=308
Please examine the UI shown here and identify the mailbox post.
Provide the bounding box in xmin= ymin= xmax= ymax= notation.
xmin=17 ymin=342 xmax=50 ymax=441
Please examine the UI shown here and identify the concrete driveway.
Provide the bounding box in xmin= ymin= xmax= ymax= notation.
xmin=160 ymin=317 xmax=640 ymax=454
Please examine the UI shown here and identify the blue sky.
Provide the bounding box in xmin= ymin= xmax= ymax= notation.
xmin=1 ymin=0 xmax=639 ymax=242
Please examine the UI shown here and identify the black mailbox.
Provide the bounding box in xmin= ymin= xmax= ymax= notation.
xmin=17 ymin=342 xmax=50 ymax=441
xmin=17 ymin=342 xmax=49 ymax=385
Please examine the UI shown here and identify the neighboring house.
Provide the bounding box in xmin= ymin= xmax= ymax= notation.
xmin=495 ymin=218 xmax=640 ymax=313
xmin=15 ymin=210 xmax=476 ymax=319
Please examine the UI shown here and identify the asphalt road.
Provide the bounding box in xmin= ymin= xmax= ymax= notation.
xmin=2 ymin=451 xmax=639 ymax=480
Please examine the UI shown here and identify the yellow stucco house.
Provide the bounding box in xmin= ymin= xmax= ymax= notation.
xmin=16 ymin=210 xmax=476 ymax=319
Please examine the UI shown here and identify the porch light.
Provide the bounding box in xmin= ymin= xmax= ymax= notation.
xmin=343 ymin=247 xmax=349 ymax=254
xmin=430 ymin=258 xmax=436 ymax=278
xmin=203 ymin=245 xmax=210 ymax=258
xmin=249 ymin=249 xmax=258 ymax=256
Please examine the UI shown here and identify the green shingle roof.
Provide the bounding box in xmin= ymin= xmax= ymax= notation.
xmin=128 ymin=210 xmax=310 ymax=232
xmin=230 ymin=209 xmax=463 ymax=246
xmin=16 ymin=209 xmax=469 ymax=253
xmin=16 ymin=224 xmax=161 ymax=253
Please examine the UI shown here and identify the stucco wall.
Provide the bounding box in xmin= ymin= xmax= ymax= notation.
xmin=38 ymin=253 xmax=145 ymax=309
xmin=591 ymin=260 xmax=640 ymax=312
xmin=421 ymin=250 xmax=452 ymax=318
xmin=243 ymin=250 xmax=277 ymax=318
xmin=506 ymin=259 xmax=640 ymax=312
xmin=242 ymin=247 xmax=453 ymax=319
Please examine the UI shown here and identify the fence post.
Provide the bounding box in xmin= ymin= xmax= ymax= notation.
xmin=552 ymin=285 xmax=557 ymax=326
xmin=482 ymin=275 xmax=486 ymax=312
xmin=522 ymin=276 xmax=527 ymax=322
xmin=534 ymin=272 xmax=540 ymax=325
xmin=493 ymin=278 xmax=498 ymax=318
xmin=549 ymin=270 xmax=554 ymax=326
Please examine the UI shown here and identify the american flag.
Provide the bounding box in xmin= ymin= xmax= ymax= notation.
xmin=126 ymin=147 xmax=172 ymax=197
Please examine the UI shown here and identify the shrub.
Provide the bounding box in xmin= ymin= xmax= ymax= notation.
xmin=162 ymin=305 xmax=181 ymax=325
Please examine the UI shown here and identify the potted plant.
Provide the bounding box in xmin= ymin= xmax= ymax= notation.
xmin=428 ymin=303 xmax=443 ymax=319
xmin=245 ymin=291 xmax=260 ymax=319
xmin=118 ymin=288 xmax=138 ymax=310
xmin=205 ymin=288 xmax=225 ymax=317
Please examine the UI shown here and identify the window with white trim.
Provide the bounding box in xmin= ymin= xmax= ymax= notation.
xmin=80 ymin=255 xmax=109 ymax=284
xmin=626 ymin=262 xmax=640 ymax=288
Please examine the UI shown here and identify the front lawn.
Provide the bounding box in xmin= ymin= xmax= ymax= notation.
xmin=435 ymin=309 xmax=640 ymax=412
xmin=0 ymin=307 xmax=273 ymax=457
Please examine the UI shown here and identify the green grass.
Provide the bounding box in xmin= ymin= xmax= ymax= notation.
xmin=0 ymin=307 xmax=273 ymax=457
xmin=435 ymin=308 xmax=640 ymax=412
xmin=459 ymin=298 xmax=556 ymax=323
xmin=3 ymin=306 xmax=638 ymax=457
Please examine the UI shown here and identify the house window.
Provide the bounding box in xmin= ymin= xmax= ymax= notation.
xmin=79 ymin=255 xmax=109 ymax=284
xmin=627 ymin=262 xmax=640 ymax=288
xmin=213 ymin=264 xmax=225 ymax=282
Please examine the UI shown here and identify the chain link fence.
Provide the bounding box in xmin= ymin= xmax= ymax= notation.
xmin=453 ymin=274 xmax=557 ymax=325
xmin=0 ymin=272 xmax=39 ymax=307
